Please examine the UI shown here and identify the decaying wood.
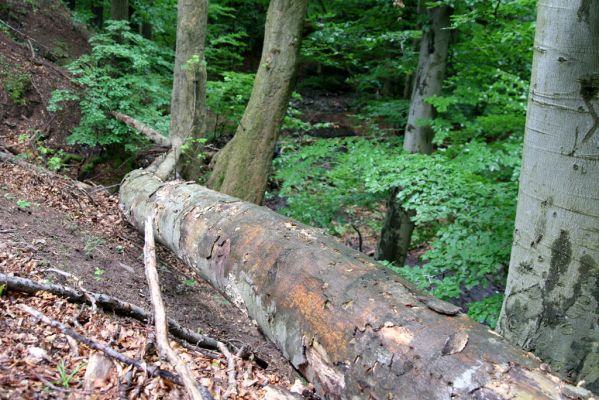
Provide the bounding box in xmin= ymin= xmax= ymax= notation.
xmin=120 ymin=169 xmax=576 ymax=399
xmin=0 ymin=273 xmax=219 ymax=351
xmin=144 ymin=216 xmax=212 ymax=400
xmin=17 ymin=304 xmax=182 ymax=385
xmin=112 ymin=112 xmax=171 ymax=147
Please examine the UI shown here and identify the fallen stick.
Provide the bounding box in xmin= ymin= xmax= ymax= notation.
xmin=0 ymin=273 xmax=219 ymax=350
xmin=17 ymin=304 xmax=182 ymax=385
xmin=144 ymin=216 xmax=212 ymax=400
xmin=112 ymin=112 xmax=171 ymax=147
xmin=217 ymin=342 xmax=238 ymax=399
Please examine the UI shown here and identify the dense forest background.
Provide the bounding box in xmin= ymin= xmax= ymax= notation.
xmin=1 ymin=0 xmax=537 ymax=328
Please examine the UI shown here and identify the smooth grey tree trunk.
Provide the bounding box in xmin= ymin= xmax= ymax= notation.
xmin=376 ymin=6 xmax=451 ymax=265
xmin=207 ymin=0 xmax=308 ymax=205
xmin=155 ymin=0 xmax=208 ymax=180
xmin=497 ymin=0 xmax=599 ymax=393
xmin=110 ymin=0 xmax=128 ymax=21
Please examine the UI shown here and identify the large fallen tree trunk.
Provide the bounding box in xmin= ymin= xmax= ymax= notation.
xmin=119 ymin=170 xmax=580 ymax=400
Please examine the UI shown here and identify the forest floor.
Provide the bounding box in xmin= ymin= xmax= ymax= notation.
xmin=0 ymin=1 xmax=314 ymax=398
xmin=0 ymin=153 xmax=309 ymax=399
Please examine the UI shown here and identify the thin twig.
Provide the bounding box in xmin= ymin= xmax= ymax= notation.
xmin=144 ymin=216 xmax=213 ymax=400
xmin=17 ymin=304 xmax=182 ymax=385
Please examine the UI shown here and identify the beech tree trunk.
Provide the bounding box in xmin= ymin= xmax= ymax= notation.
xmin=158 ymin=0 xmax=209 ymax=180
xmin=497 ymin=0 xmax=599 ymax=393
xmin=376 ymin=6 xmax=451 ymax=265
xmin=207 ymin=0 xmax=308 ymax=205
xmin=119 ymin=170 xmax=575 ymax=400
xmin=110 ymin=0 xmax=128 ymax=21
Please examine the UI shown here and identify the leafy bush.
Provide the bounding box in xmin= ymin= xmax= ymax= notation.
xmin=0 ymin=62 xmax=31 ymax=105
xmin=49 ymin=21 xmax=174 ymax=151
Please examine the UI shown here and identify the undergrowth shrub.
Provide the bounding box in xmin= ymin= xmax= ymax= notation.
xmin=48 ymin=21 xmax=174 ymax=152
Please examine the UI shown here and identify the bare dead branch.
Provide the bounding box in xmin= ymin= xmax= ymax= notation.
xmin=0 ymin=273 xmax=220 ymax=350
xmin=144 ymin=216 xmax=213 ymax=400
xmin=112 ymin=112 xmax=171 ymax=147
xmin=217 ymin=342 xmax=238 ymax=399
xmin=17 ymin=304 xmax=182 ymax=384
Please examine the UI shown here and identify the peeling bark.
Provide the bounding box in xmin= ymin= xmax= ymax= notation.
xmin=120 ymin=170 xmax=570 ymax=399
xmin=497 ymin=0 xmax=599 ymax=393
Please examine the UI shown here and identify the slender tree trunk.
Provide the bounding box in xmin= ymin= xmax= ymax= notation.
xmin=155 ymin=0 xmax=208 ymax=180
xmin=91 ymin=0 xmax=103 ymax=28
xmin=207 ymin=0 xmax=309 ymax=204
xmin=376 ymin=6 xmax=451 ymax=264
xmin=141 ymin=22 xmax=153 ymax=40
xmin=497 ymin=0 xmax=599 ymax=392
xmin=110 ymin=0 xmax=129 ymax=21
xmin=118 ymin=169 xmax=574 ymax=400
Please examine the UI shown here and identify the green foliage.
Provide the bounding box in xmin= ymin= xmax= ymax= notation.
xmin=301 ymin=1 xmax=419 ymax=94
xmin=274 ymin=137 xmax=399 ymax=229
xmin=54 ymin=359 xmax=84 ymax=388
xmin=370 ymin=143 xmax=519 ymax=301
xmin=16 ymin=199 xmax=32 ymax=209
xmin=49 ymin=21 xmax=174 ymax=151
xmin=184 ymin=278 xmax=197 ymax=287
xmin=427 ymin=0 xmax=535 ymax=145
xmin=0 ymin=66 xmax=31 ymax=105
xmin=94 ymin=267 xmax=105 ymax=281
xmin=467 ymin=293 xmax=504 ymax=329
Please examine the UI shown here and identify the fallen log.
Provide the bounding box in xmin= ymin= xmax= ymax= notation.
xmin=119 ymin=169 xmax=582 ymax=400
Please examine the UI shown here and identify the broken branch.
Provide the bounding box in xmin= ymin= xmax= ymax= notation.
xmin=112 ymin=112 xmax=171 ymax=147
xmin=144 ymin=216 xmax=212 ymax=400
xmin=0 ymin=273 xmax=219 ymax=350
xmin=17 ymin=304 xmax=182 ymax=385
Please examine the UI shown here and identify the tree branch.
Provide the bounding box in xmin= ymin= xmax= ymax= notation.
xmin=144 ymin=216 xmax=213 ymax=400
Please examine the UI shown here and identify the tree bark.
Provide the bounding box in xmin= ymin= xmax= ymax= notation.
xmin=207 ymin=0 xmax=308 ymax=205
xmin=119 ymin=169 xmax=574 ymax=400
xmin=376 ymin=6 xmax=451 ymax=264
xmin=110 ymin=0 xmax=129 ymax=21
xmin=163 ymin=0 xmax=209 ymax=181
xmin=497 ymin=0 xmax=599 ymax=393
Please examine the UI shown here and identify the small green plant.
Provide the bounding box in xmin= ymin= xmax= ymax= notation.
xmin=84 ymin=235 xmax=106 ymax=257
xmin=16 ymin=199 xmax=31 ymax=208
xmin=183 ymin=278 xmax=197 ymax=287
xmin=93 ymin=268 xmax=105 ymax=281
xmin=467 ymin=294 xmax=504 ymax=329
xmin=17 ymin=133 xmax=30 ymax=143
xmin=54 ymin=359 xmax=84 ymax=388
xmin=0 ymin=284 xmax=5 ymax=296
xmin=1 ymin=69 xmax=31 ymax=105
xmin=3 ymin=193 xmax=15 ymax=201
